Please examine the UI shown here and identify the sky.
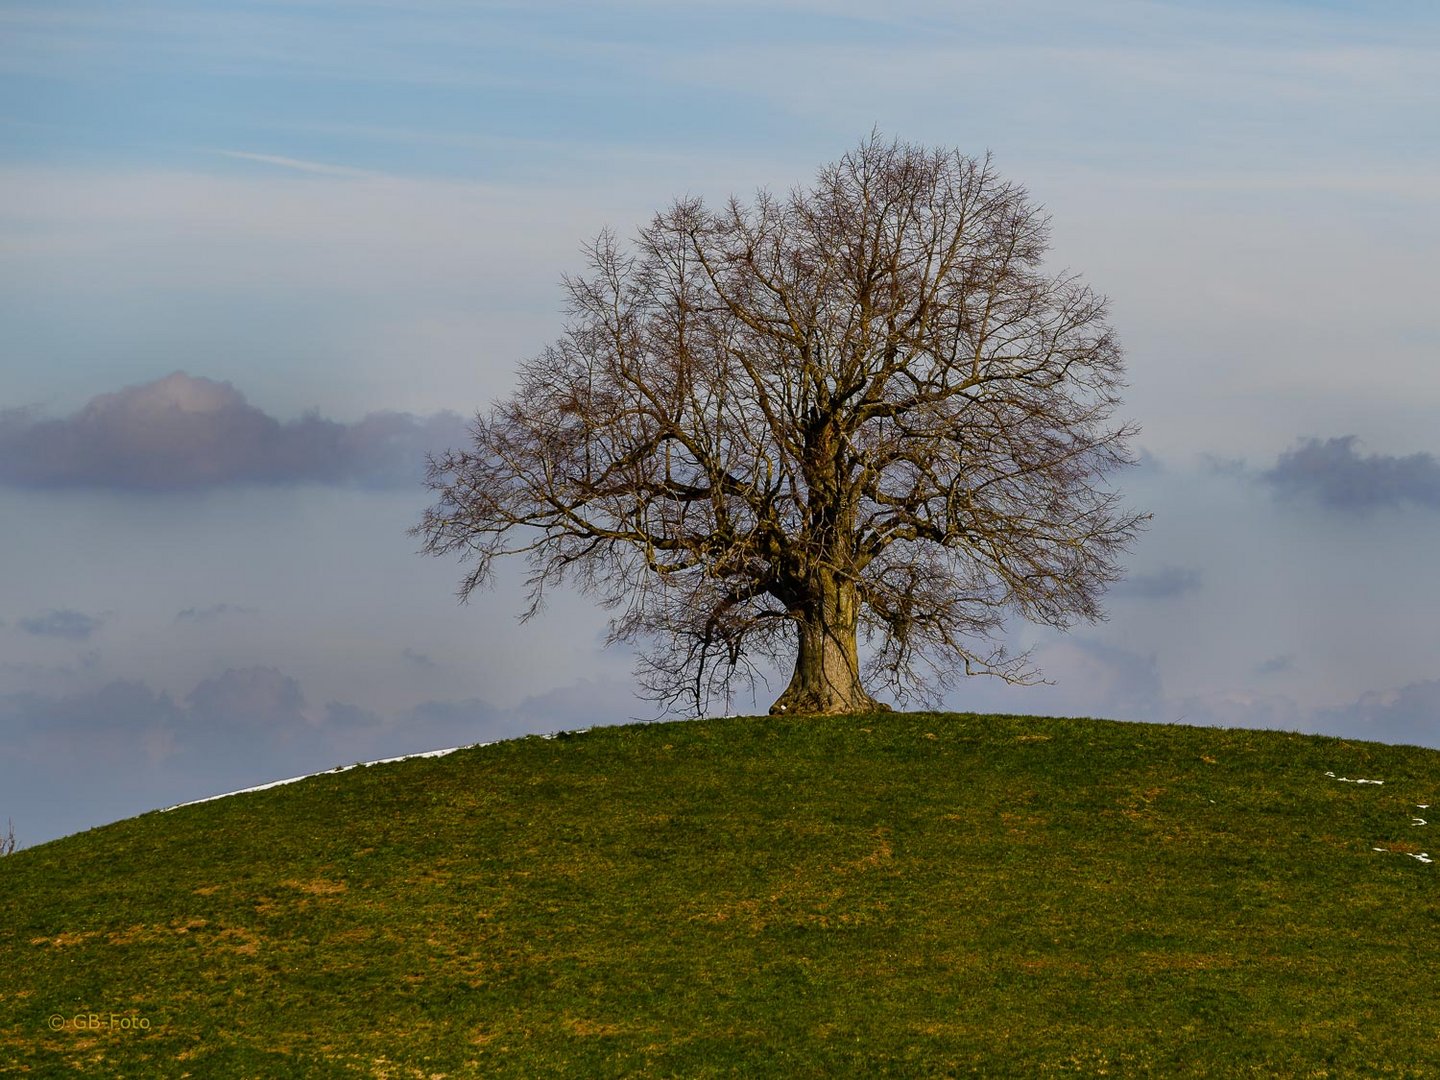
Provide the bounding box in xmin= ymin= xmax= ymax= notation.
xmin=3 ymin=0 xmax=1439 ymax=846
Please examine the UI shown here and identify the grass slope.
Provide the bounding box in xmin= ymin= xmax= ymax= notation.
xmin=3 ymin=711 xmax=1439 ymax=1077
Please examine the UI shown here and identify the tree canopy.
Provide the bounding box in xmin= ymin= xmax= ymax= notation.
xmin=416 ymin=136 xmax=1147 ymax=716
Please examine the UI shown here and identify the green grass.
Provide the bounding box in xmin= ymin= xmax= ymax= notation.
xmin=3 ymin=711 xmax=1439 ymax=1077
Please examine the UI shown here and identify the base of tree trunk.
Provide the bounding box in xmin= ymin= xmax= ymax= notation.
xmin=768 ymin=598 xmax=891 ymax=716
xmin=768 ymin=684 xmax=891 ymax=717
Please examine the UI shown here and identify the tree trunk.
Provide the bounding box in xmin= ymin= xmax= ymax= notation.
xmin=769 ymin=573 xmax=885 ymax=716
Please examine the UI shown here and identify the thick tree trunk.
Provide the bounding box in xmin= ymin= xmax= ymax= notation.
xmin=769 ymin=573 xmax=885 ymax=716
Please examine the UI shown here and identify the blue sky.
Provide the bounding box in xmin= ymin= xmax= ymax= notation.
xmin=3 ymin=0 xmax=1439 ymax=845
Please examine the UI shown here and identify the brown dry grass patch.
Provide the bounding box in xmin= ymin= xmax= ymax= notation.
xmin=1376 ymin=840 xmax=1424 ymax=856
xmin=281 ymin=878 xmax=348 ymax=896
xmin=837 ymin=826 xmax=893 ymax=873
xmin=1137 ymin=951 xmax=1238 ymax=973
xmin=30 ymin=930 xmax=100 ymax=948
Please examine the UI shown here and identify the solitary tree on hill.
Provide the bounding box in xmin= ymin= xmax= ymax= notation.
xmin=416 ymin=136 xmax=1147 ymax=716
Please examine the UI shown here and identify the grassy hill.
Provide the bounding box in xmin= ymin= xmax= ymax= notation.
xmin=3 ymin=711 xmax=1438 ymax=1077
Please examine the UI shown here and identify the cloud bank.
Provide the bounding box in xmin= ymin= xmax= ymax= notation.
xmin=0 ymin=664 xmax=642 ymax=846
xmin=1263 ymin=436 xmax=1440 ymax=511
xmin=1317 ymin=679 xmax=1440 ymax=750
xmin=17 ymin=609 xmax=105 ymax=640
xmin=0 ymin=372 xmax=471 ymax=491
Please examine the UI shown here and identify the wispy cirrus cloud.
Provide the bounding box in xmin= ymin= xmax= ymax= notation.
xmin=214 ymin=150 xmax=377 ymax=178
xmin=0 ymin=372 xmax=470 ymax=492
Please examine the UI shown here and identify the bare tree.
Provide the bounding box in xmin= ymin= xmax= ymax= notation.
xmin=416 ymin=136 xmax=1147 ymax=717
xmin=2 ymin=819 xmax=15 ymax=857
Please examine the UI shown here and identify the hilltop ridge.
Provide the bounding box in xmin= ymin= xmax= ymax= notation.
xmin=3 ymin=712 xmax=1438 ymax=1077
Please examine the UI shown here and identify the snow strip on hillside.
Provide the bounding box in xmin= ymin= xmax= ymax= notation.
xmin=156 ymin=715 xmax=761 ymax=814
xmin=158 ymin=725 xmax=604 ymax=813
xmin=158 ymin=746 xmax=477 ymax=812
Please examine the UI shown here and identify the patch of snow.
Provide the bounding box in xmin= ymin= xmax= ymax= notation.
xmin=1373 ymin=846 xmax=1434 ymax=864
xmin=159 ymin=723 xmax=607 ymax=813
xmin=160 ymin=745 xmax=479 ymax=813
xmin=1325 ymin=771 xmax=1384 ymax=785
